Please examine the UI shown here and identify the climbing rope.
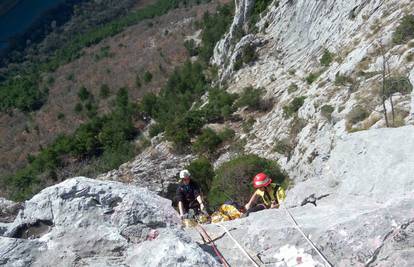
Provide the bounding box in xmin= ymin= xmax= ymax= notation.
xmin=215 ymin=223 xmax=261 ymax=267
xmin=281 ymin=204 xmax=333 ymax=267
xmin=195 ymin=223 xmax=230 ymax=267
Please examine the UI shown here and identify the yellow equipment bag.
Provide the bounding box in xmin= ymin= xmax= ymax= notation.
xmin=219 ymin=204 xmax=242 ymax=220
xmin=211 ymin=204 xmax=243 ymax=223
xmin=210 ymin=211 xmax=230 ymax=223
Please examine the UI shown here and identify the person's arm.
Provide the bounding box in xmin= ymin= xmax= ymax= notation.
xmin=178 ymin=201 xmax=185 ymax=217
xmin=244 ymin=193 xmax=259 ymax=211
xmin=196 ymin=195 xmax=206 ymax=212
xmin=176 ymin=187 xmax=186 ymax=218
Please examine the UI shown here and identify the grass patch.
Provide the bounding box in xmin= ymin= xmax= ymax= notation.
xmin=288 ymin=83 xmax=298 ymax=93
xmin=320 ymin=49 xmax=333 ymax=67
xmin=305 ymin=72 xmax=321 ymax=84
xmin=283 ymin=96 xmax=306 ymax=118
xmin=393 ymin=15 xmax=414 ymax=44
xmin=320 ymin=105 xmax=334 ymax=121
xmin=347 ymin=105 xmax=370 ymax=124
xmin=235 ymin=86 xmax=265 ymax=111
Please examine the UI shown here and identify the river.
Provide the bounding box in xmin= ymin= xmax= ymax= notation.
xmin=0 ymin=0 xmax=67 ymax=50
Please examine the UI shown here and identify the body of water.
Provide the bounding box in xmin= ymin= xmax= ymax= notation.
xmin=0 ymin=0 xmax=66 ymax=49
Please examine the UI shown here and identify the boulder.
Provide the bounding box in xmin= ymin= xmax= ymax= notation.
xmin=0 ymin=177 xmax=218 ymax=266
xmin=0 ymin=198 xmax=22 ymax=224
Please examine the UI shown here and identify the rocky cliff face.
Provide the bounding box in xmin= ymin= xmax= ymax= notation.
xmin=97 ymin=137 xmax=195 ymax=199
xmin=213 ymin=0 xmax=414 ymax=183
xmin=0 ymin=177 xmax=218 ymax=266
xmin=187 ymin=125 xmax=414 ymax=266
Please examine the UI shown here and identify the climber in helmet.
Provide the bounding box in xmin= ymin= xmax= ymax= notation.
xmin=176 ymin=169 xmax=207 ymax=219
xmin=243 ymin=172 xmax=285 ymax=217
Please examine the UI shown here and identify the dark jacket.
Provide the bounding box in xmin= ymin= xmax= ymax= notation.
xmin=175 ymin=180 xmax=201 ymax=212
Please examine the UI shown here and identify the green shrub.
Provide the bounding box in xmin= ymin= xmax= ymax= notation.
xmin=66 ymin=73 xmax=75 ymax=81
xmin=47 ymin=76 xmax=55 ymax=85
xmin=198 ymin=3 xmax=234 ymax=63
xmin=93 ymin=46 xmax=114 ymax=61
xmin=184 ymin=39 xmax=199 ymax=56
xmin=235 ymin=86 xmax=264 ymax=110
xmin=242 ymin=118 xmax=254 ymax=134
xmin=149 ymin=123 xmax=163 ymax=137
xmin=100 ymin=84 xmax=110 ymax=98
xmin=305 ymin=72 xmax=320 ymax=84
xmin=393 ymin=15 xmax=414 ymax=44
xmin=78 ymin=86 xmax=91 ymax=101
xmin=74 ymin=102 xmax=83 ymax=113
xmin=3 ymin=87 xmax=139 ymax=200
xmin=233 ymin=57 xmax=243 ymax=71
xmin=242 ymin=45 xmax=257 ymax=64
xmin=218 ymin=127 xmax=235 ymax=142
xmin=249 ymin=0 xmax=273 ymax=29
xmin=203 ymin=88 xmax=238 ymax=122
xmin=320 ymin=49 xmax=333 ymax=67
xmin=186 ymin=157 xmax=214 ymax=195
xmin=0 ymin=74 xmax=46 ymax=112
xmin=192 ymin=128 xmax=223 ymax=155
xmin=140 ymin=92 xmax=158 ymax=117
xmin=383 ymin=76 xmax=413 ymax=96
xmin=334 ymin=73 xmax=354 ymax=86
xmin=288 ymin=83 xmax=298 ymax=93
xmin=234 ymin=45 xmax=257 ymax=70
xmin=321 ymin=105 xmax=334 ymax=120
xmin=273 ymin=139 xmax=293 ymax=156
xmin=347 ymin=105 xmax=370 ymax=124
xmin=208 ymin=154 xmax=287 ymax=207
xmin=283 ymin=96 xmax=306 ymax=118
xmin=57 ymin=113 xmax=65 ymax=120
xmin=143 ymin=71 xmax=153 ymax=83
xmin=0 ymin=0 xmax=209 ymax=113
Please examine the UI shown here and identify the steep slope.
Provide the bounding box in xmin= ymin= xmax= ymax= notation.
xmin=212 ymin=0 xmax=414 ymax=183
xmin=1 ymin=0 xmax=413 ymax=266
xmin=0 ymin=1 xmax=222 ymax=180
xmin=180 ymin=0 xmax=414 ymax=265
xmin=187 ymin=125 xmax=414 ymax=266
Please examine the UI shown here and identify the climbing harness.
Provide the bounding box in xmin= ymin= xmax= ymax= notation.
xmin=195 ymin=223 xmax=230 ymax=267
xmin=216 ymin=223 xmax=261 ymax=267
xmin=281 ymin=204 xmax=334 ymax=267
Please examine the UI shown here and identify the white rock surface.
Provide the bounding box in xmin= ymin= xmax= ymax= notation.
xmin=187 ymin=126 xmax=414 ymax=267
xmin=212 ymin=0 xmax=414 ymax=182
xmin=0 ymin=177 xmax=218 ymax=266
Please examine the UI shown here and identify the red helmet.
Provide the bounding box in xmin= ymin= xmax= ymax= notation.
xmin=253 ymin=173 xmax=272 ymax=188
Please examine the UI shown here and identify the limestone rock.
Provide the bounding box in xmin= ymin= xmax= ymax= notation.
xmin=98 ymin=140 xmax=196 ymax=199
xmin=187 ymin=126 xmax=414 ymax=267
xmin=0 ymin=177 xmax=218 ymax=266
xmin=0 ymin=198 xmax=21 ymax=223
xmin=212 ymin=0 xmax=414 ymax=182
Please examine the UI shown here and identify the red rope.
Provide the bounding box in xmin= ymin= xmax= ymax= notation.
xmin=196 ymin=224 xmax=230 ymax=267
